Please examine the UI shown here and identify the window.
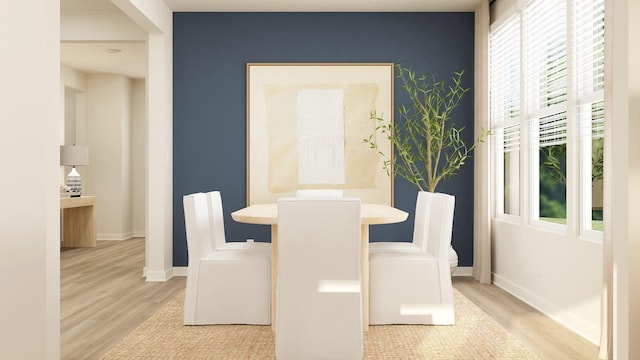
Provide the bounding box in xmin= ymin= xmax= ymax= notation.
xmin=575 ymin=0 xmax=605 ymax=235
xmin=490 ymin=14 xmax=521 ymax=218
xmin=526 ymin=0 xmax=568 ymax=225
xmin=490 ymin=0 xmax=605 ymax=237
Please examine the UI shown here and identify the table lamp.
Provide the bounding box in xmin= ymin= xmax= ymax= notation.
xmin=60 ymin=145 xmax=89 ymax=197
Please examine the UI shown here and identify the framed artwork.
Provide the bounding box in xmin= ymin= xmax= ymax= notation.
xmin=246 ymin=63 xmax=394 ymax=205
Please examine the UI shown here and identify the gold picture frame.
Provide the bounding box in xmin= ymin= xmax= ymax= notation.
xmin=246 ymin=63 xmax=394 ymax=205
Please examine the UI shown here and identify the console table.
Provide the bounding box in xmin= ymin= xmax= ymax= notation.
xmin=60 ymin=196 xmax=96 ymax=247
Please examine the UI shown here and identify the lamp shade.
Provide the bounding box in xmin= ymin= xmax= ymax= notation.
xmin=60 ymin=145 xmax=89 ymax=166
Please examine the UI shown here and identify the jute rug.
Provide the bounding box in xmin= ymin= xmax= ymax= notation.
xmin=101 ymin=289 xmax=540 ymax=359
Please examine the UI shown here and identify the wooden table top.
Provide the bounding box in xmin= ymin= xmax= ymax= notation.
xmin=231 ymin=203 xmax=408 ymax=226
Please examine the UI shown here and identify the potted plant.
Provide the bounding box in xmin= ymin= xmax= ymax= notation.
xmin=364 ymin=64 xmax=488 ymax=272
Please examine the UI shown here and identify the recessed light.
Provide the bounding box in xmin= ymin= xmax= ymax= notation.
xmin=106 ymin=48 xmax=122 ymax=54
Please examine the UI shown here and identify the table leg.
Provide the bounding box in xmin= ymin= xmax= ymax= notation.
xmin=271 ymin=225 xmax=278 ymax=330
xmin=361 ymin=225 xmax=369 ymax=331
xmin=62 ymin=205 xmax=96 ymax=247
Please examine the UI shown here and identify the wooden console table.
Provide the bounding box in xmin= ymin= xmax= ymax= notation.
xmin=60 ymin=196 xmax=96 ymax=247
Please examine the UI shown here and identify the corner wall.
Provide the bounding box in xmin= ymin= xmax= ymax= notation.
xmin=0 ymin=1 xmax=60 ymax=358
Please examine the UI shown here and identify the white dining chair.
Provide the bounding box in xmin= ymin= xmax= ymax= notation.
xmin=369 ymin=191 xmax=433 ymax=253
xmin=369 ymin=192 xmax=456 ymax=325
xmin=182 ymin=192 xmax=271 ymax=325
xmin=206 ymin=191 xmax=271 ymax=250
xmin=369 ymin=191 xmax=459 ymax=273
xmin=295 ymin=189 xmax=344 ymax=198
xmin=276 ymin=197 xmax=363 ymax=360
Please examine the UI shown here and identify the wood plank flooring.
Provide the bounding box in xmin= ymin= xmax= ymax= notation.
xmin=61 ymin=239 xmax=599 ymax=360
xmin=61 ymin=238 xmax=185 ymax=360
xmin=454 ymin=277 xmax=599 ymax=360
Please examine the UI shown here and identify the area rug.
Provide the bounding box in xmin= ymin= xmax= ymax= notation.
xmin=101 ymin=289 xmax=540 ymax=359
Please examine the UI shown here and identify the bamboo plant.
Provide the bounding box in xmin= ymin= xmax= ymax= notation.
xmin=364 ymin=64 xmax=487 ymax=192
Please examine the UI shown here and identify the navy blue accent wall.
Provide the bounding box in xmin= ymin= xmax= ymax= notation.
xmin=173 ymin=12 xmax=475 ymax=267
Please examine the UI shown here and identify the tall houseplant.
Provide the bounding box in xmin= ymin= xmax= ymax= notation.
xmin=364 ymin=64 xmax=487 ymax=273
xmin=364 ymin=64 xmax=486 ymax=193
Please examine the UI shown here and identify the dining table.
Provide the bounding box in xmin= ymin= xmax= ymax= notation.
xmin=231 ymin=202 xmax=408 ymax=330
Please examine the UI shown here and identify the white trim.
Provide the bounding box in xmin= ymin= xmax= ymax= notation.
xmin=493 ymin=273 xmax=600 ymax=344
xmin=452 ymin=266 xmax=473 ymax=277
xmin=97 ymin=232 xmax=134 ymax=241
xmin=490 ymin=0 xmax=517 ymax=28
xmin=494 ymin=213 xmax=521 ymax=224
xmin=173 ymin=266 xmax=188 ymax=276
xmin=145 ymin=267 xmax=175 ymax=282
xmin=528 ymin=218 xmax=567 ymax=234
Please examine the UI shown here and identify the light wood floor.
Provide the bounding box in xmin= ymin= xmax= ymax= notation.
xmin=61 ymin=238 xmax=185 ymax=360
xmin=61 ymin=238 xmax=599 ymax=360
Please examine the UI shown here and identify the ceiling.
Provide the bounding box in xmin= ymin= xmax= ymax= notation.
xmin=60 ymin=0 xmax=480 ymax=80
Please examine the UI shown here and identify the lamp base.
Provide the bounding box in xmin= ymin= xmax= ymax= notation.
xmin=66 ymin=167 xmax=82 ymax=198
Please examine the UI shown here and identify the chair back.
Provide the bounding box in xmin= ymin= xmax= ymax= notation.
xmin=412 ymin=191 xmax=434 ymax=251
xmin=295 ymin=189 xmax=343 ymax=198
xmin=206 ymin=191 xmax=228 ymax=250
xmin=183 ymin=192 xmax=215 ymax=262
xmin=276 ymin=197 xmax=363 ymax=359
xmin=425 ymin=193 xmax=456 ymax=260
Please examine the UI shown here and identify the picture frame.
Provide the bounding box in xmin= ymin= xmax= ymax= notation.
xmin=246 ymin=63 xmax=394 ymax=205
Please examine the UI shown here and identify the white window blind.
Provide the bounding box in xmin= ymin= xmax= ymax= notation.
xmin=525 ymin=0 xmax=568 ymax=116
xmin=535 ymin=111 xmax=568 ymax=146
xmin=525 ymin=0 xmax=568 ymax=149
xmin=503 ymin=123 xmax=521 ymax=153
xmin=574 ymin=0 xmax=605 ymax=139
xmin=575 ymin=0 xmax=605 ymax=99
xmin=490 ymin=14 xmax=521 ymax=129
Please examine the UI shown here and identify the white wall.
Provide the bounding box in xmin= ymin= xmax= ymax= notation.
xmin=0 ymin=1 xmax=60 ymax=358
xmin=61 ymin=9 xmax=145 ymax=41
xmin=60 ymin=65 xmax=87 ymax=181
xmin=132 ymin=79 xmax=147 ymax=237
xmin=85 ymin=74 xmax=133 ymax=240
xmin=609 ymin=0 xmax=640 ymax=357
xmin=492 ymin=221 xmax=602 ymax=343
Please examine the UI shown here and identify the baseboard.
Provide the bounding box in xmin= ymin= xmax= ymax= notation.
xmin=173 ymin=267 xmax=188 ymax=276
xmin=97 ymin=232 xmax=134 ymax=241
xmin=493 ymin=273 xmax=600 ymax=345
xmin=145 ymin=267 xmax=175 ymax=282
xmin=452 ymin=266 xmax=473 ymax=276
xmin=133 ymin=230 xmax=146 ymax=238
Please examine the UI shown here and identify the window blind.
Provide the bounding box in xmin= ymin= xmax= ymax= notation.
xmin=524 ymin=0 xmax=568 ymax=116
xmin=574 ymin=0 xmax=605 ymax=139
xmin=536 ymin=111 xmax=568 ymax=146
xmin=524 ymin=0 xmax=568 ymax=147
xmin=490 ymin=14 xmax=520 ymax=128
xmin=503 ymin=123 xmax=521 ymax=152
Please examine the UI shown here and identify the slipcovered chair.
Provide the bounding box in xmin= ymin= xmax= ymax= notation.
xmin=182 ymin=192 xmax=271 ymax=325
xmin=206 ymin=191 xmax=271 ymax=251
xmin=369 ymin=192 xmax=456 ymax=325
xmin=369 ymin=191 xmax=433 ymax=253
xmin=276 ymin=197 xmax=363 ymax=360
xmin=295 ymin=189 xmax=344 ymax=198
xmin=369 ymin=191 xmax=459 ymax=273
